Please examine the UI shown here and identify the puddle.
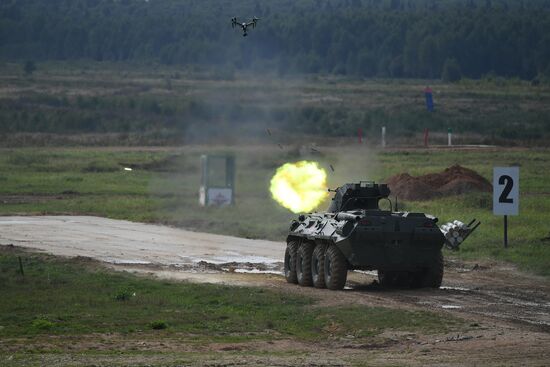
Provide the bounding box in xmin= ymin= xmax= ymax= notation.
xmin=181 ymin=257 xmax=283 ymax=276
xmin=185 ymin=254 xmax=279 ymax=265
xmin=105 ymin=259 xmax=152 ymax=265
xmin=231 ymin=268 xmax=283 ymax=275
xmin=440 ymin=286 xmax=471 ymax=292
xmin=353 ymin=270 xmax=378 ymax=276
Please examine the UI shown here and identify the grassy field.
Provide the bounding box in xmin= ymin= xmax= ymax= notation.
xmin=1 ymin=61 xmax=550 ymax=145
xmin=0 ymin=146 xmax=549 ymax=276
xmin=378 ymin=149 xmax=550 ymax=277
xmin=0 ymin=246 xmax=461 ymax=363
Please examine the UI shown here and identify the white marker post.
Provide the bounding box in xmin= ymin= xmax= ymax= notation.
xmin=493 ymin=167 xmax=519 ymax=248
xmin=381 ymin=126 xmax=386 ymax=148
xmin=447 ymin=128 xmax=452 ymax=146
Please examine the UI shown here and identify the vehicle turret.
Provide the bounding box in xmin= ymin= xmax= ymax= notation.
xmin=327 ymin=181 xmax=390 ymax=212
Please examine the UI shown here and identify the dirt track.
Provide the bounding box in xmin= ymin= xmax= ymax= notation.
xmin=0 ymin=215 xmax=284 ymax=268
xmin=1 ymin=215 xmax=549 ymax=365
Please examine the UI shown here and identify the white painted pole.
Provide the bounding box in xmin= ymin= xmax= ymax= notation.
xmin=447 ymin=128 xmax=452 ymax=146
xmin=382 ymin=126 xmax=386 ymax=148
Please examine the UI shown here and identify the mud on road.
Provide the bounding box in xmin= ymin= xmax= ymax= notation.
xmin=1 ymin=215 xmax=550 ymax=365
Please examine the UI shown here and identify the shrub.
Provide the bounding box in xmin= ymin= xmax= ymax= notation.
xmin=32 ymin=319 xmax=54 ymax=330
xmin=150 ymin=320 xmax=168 ymax=330
xmin=114 ymin=288 xmax=134 ymax=301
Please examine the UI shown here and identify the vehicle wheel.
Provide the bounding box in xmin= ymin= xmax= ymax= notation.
xmin=324 ymin=245 xmax=348 ymax=290
xmin=422 ymin=250 xmax=444 ymax=288
xmin=284 ymin=241 xmax=299 ymax=284
xmin=410 ymin=270 xmax=426 ymax=289
xmin=296 ymin=242 xmax=315 ymax=286
xmin=311 ymin=244 xmax=327 ymax=288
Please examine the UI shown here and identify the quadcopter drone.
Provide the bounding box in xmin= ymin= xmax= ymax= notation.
xmin=231 ymin=17 xmax=259 ymax=37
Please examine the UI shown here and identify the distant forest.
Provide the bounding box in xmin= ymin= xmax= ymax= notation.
xmin=2 ymin=0 xmax=550 ymax=80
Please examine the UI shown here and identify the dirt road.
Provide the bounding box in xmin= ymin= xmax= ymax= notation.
xmin=0 ymin=215 xmax=284 ymax=269
xmin=1 ymin=215 xmax=549 ymax=365
xmin=1 ymin=215 xmax=549 ymax=330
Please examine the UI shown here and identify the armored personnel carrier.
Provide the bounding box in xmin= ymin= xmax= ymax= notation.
xmin=284 ymin=181 xmax=479 ymax=290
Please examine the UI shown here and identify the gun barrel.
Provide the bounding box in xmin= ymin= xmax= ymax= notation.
xmin=335 ymin=212 xmax=361 ymax=222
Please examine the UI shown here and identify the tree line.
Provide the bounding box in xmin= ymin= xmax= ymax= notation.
xmin=1 ymin=0 xmax=550 ymax=80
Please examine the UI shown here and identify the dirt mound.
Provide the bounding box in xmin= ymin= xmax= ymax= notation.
xmin=386 ymin=165 xmax=491 ymax=201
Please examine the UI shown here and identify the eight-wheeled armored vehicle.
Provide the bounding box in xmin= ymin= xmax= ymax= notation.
xmin=284 ymin=181 xmax=479 ymax=290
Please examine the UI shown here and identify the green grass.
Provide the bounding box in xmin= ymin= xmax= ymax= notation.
xmin=375 ymin=149 xmax=550 ymax=277
xmin=0 ymin=146 xmax=549 ymax=276
xmin=0 ymin=247 xmax=457 ymax=342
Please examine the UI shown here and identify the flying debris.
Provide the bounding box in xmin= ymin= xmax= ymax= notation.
xmin=231 ymin=17 xmax=259 ymax=37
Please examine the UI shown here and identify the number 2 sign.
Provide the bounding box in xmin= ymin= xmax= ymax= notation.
xmin=493 ymin=167 xmax=519 ymax=216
